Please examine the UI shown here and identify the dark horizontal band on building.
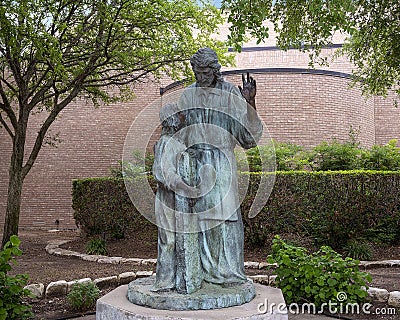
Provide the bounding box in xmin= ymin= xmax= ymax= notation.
xmin=227 ymin=44 xmax=343 ymax=52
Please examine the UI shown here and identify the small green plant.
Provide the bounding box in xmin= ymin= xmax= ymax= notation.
xmin=0 ymin=235 xmax=32 ymax=320
xmin=344 ymin=239 xmax=373 ymax=261
xmin=86 ymin=238 xmax=107 ymax=255
xmin=67 ymin=281 xmax=100 ymax=311
xmin=268 ymin=236 xmax=371 ymax=307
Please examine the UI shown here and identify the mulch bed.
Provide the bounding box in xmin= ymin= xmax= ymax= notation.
xmin=5 ymin=230 xmax=400 ymax=319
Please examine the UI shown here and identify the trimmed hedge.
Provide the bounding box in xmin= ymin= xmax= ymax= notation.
xmin=245 ymin=170 xmax=400 ymax=248
xmin=72 ymin=171 xmax=400 ymax=248
xmin=72 ymin=177 xmax=156 ymax=239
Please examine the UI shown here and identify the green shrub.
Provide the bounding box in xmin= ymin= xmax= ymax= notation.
xmin=243 ymin=139 xmax=400 ymax=172
xmin=244 ymin=145 xmax=276 ymax=172
xmin=243 ymin=142 xmax=311 ymax=172
xmin=364 ymin=213 xmax=400 ymax=244
xmin=243 ymin=171 xmax=400 ymax=249
xmin=67 ymin=281 xmax=100 ymax=311
xmin=72 ymin=177 xmax=155 ymax=239
xmin=361 ymin=140 xmax=400 ymax=171
xmin=268 ymin=236 xmax=371 ymax=307
xmin=310 ymin=140 xmax=363 ymax=171
xmin=111 ymin=151 xmax=155 ymax=178
xmin=86 ymin=238 xmax=107 ymax=255
xmin=344 ymin=239 xmax=373 ymax=261
xmin=0 ymin=236 xmax=32 ymax=320
xmin=274 ymin=142 xmax=311 ymax=171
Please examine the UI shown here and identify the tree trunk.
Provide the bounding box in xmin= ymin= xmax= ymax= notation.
xmin=1 ymin=126 xmax=26 ymax=249
xmin=1 ymin=166 xmax=23 ymax=248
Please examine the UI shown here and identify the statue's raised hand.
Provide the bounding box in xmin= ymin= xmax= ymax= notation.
xmin=239 ymin=72 xmax=256 ymax=108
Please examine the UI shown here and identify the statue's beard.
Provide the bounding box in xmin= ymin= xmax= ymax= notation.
xmin=197 ymin=78 xmax=215 ymax=88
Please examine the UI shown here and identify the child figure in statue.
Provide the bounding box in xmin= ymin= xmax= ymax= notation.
xmin=151 ymin=103 xmax=199 ymax=292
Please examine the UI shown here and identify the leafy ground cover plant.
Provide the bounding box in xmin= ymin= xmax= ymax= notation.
xmin=268 ymin=236 xmax=372 ymax=307
xmin=0 ymin=235 xmax=32 ymax=320
xmin=86 ymin=237 xmax=107 ymax=256
xmin=344 ymin=239 xmax=373 ymax=261
xmin=67 ymin=281 xmax=100 ymax=311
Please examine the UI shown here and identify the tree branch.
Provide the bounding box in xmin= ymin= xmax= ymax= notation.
xmin=0 ymin=75 xmax=18 ymax=94
xmin=0 ymin=112 xmax=14 ymax=138
xmin=27 ymin=79 xmax=54 ymax=112
xmin=22 ymin=84 xmax=82 ymax=179
xmin=0 ymin=81 xmax=18 ymax=130
xmin=84 ymin=57 xmax=187 ymax=86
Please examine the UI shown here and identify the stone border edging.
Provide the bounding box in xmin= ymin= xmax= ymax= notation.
xmin=30 ymin=239 xmax=400 ymax=308
xmin=45 ymin=239 xmax=400 ymax=270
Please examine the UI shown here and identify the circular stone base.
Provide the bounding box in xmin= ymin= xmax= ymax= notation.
xmin=127 ymin=276 xmax=256 ymax=310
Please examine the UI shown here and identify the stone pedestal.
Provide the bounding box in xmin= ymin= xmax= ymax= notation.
xmin=127 ymin=276 xmax=255 ymax=310
xmin=96 ymin=282 xmax=288 ymax=320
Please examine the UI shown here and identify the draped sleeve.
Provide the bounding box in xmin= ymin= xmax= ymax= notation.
xmin=152 ymin=135 xmax=187 ymax=190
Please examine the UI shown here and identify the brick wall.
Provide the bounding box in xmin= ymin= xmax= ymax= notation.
xmin=374 ymin=92 xmax=400 ymax=145
xmin=0 ymin=81 xmax=162 ymax=231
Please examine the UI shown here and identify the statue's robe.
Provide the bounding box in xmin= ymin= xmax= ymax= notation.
xmin=177 ymin=81 xmax=263 ymax=288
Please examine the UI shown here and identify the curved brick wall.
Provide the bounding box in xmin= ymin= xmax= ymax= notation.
xmin=227 ymin=71 xmax=375 ymax=147
xmin=0 ymin=46 xmax=397 ymax=230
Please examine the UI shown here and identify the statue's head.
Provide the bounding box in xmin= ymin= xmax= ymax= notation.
xmin=190 ymin=48 xmax=223 ymax=87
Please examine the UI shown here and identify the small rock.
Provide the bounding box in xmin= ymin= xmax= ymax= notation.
xmin=259 ymin=262 xmax=277 ymax=269
xmin=45 ymin=247 xmax=57 ymax=255
xmin=388 ymin=291 xmax=400 ymax=307
xmin=141 ymin=259 xmax=157 ymax=266
xmin=249 ymin=275 xmax=269 ymax=285
xmin=94 ymin=276 xmax=118 ymax=289
xmin=67 ymin=278 xmax=92 ymax=293
xmin=62 ymin=250 xmax=82 ymax=258
xmin=136 ymin=271 xmax=153 ymax=278
xmin=24 ymin=283 xmax=44 ymax=299
xmin=367 ymin=287 xmax=389 ymax=302
xmin=45 ymin=244 xmax=58 ymax=250
xmin=46 ymin=280 xmax=68 ymax=298
xmin=81 ymin=254 xmax=106 ymax=262
xmin=51 ymin=249 xmax=64 ymax=256
xmin=269 ymin=275 xmax=277 ymax=286
xmin=389 ymin=260 xmax=400 ymax=267
xmin=98 ymin=257 xmax=123 ymax=264
xmin=244 ymin=261 xmax=260 ymax=269
xmin=120 ymin=258 xmax=142 ymax=265
xmin=118 ymin=272 xmax=137 ymax=285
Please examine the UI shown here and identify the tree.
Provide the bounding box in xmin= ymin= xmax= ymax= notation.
xmin=0 ymin=0 xmax=229 ymax=248
xmin=222 ymin=0 xmax=400 ymax=100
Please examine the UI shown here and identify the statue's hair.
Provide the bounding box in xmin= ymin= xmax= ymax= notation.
xmin=190 ymin=48 xmax=223 ymax=83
